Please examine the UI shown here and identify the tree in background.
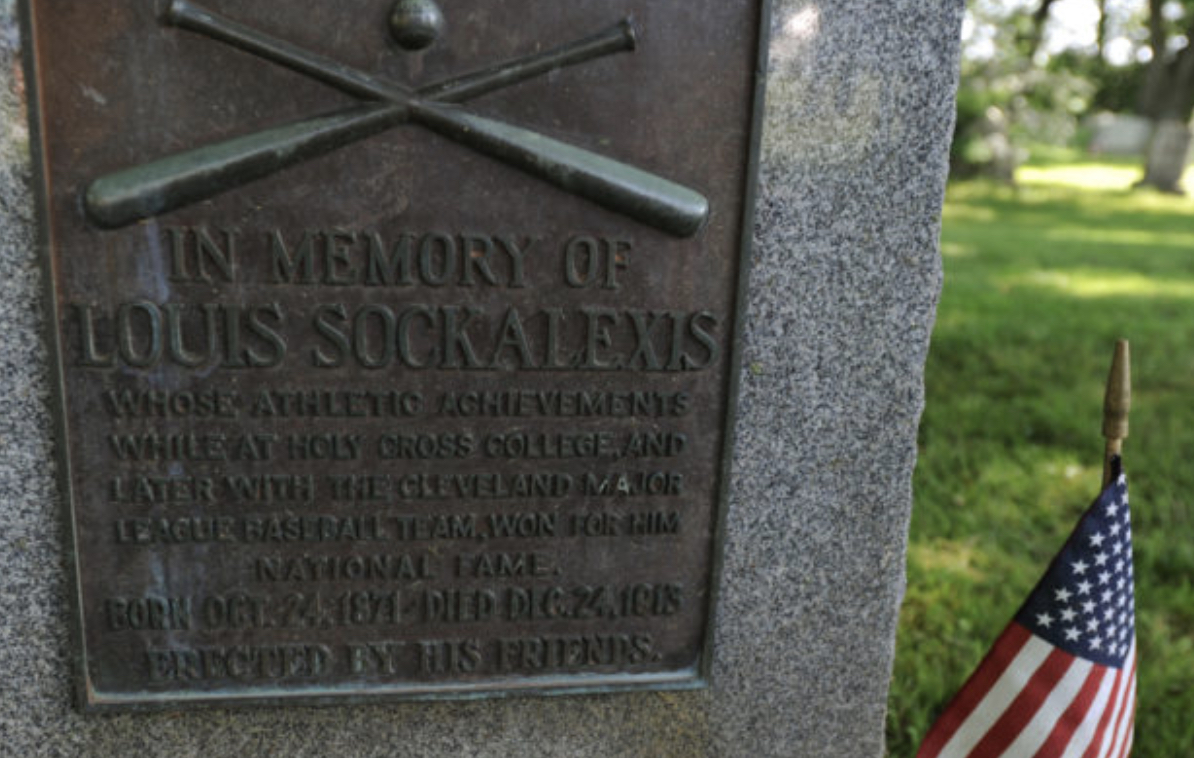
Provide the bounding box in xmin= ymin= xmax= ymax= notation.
xmin=952 ymin=0 xmax=1095 ymax=179
xmin=1137 ymin=0 xmax=1194 ymax=191
xmin=955 ymin=0 xmax=1194 ymax=191
xmin=1021 ymin=0 xmax=1063 ymax=56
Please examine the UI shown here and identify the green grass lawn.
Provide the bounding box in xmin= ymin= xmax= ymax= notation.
xmin=886 ymin=150 xmax=1194 ymax=757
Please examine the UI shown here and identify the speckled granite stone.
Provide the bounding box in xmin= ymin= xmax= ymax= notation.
xmin=0 ymin=2 xmax=962 ymax=755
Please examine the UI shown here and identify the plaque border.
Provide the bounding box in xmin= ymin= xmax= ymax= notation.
xmin=20 ymin=0 xmax=774 ymax=711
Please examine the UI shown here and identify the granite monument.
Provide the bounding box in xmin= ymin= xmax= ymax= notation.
xmin=0 ymin=0 xmax=963 ymax=754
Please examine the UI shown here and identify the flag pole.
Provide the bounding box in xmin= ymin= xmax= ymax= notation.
xmin=1102 ymin=339 xmax=1131 ymax=488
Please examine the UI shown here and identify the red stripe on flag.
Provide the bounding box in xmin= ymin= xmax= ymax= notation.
xmin=1081 ymin=662 xmax=1128 ymax=758
xmin=1030 ymin=664 xmax=1109 ymax=758
xmin=916 ymin=624 xmax=1033 ymax=758
xmin=1104 ymin=658 xmax=1136 ymax=758
xmin=1115 ymin=702 xmax=1137 ymax=758
xmin=967 ymin=646 xmax=1075 ymax=756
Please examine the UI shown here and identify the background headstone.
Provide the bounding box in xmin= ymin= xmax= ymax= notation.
xmin=0 ymin=1 xmax=963 ymax=755
xmin=1085 ymin=112 xmax=1155 ymax=156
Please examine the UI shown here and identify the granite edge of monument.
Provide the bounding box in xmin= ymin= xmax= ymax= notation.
xmin=0 ymin=0 xmax=964 ymax=755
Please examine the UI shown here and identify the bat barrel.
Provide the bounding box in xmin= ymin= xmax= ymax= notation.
xmin=410 ymin=102 xmax=709 ymax=237
xmin=85 ymin=104 xmax=404 ymax=228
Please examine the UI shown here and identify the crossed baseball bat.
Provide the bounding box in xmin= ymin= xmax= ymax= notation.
xmin=84 ymin=1 xmax=710 ymax=237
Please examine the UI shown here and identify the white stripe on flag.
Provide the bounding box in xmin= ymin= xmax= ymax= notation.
xmin=1121 ymin=721 xmax=1135 ymax=758
xmin=1113 ymin=664 xmax=1138 ymax=758
xmin=935 ymin=634 xmax=1055 ymax=757
xmin=1089 ymin=641 xmax=1136 ymax=758
xmin=1101 ymin=651 xmax=1136 ymax=758
xmin=1059 ymin=664 xmax=1120 ymax=758
xmin=1000 ymin=654 xmax=1093 ymax=755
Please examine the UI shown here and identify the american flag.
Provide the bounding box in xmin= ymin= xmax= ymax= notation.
xmin=917 ymin=462 xmax=1136 ymax=758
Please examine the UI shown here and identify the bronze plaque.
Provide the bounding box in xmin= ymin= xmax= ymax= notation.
xmin=22 ymin=0 xmax=768 ymax=709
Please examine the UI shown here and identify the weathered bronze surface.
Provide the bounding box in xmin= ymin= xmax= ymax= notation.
xmin=22 ymin=0 xmax=769 ymax=709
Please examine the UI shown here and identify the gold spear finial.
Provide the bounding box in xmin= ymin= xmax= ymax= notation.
xmin=1102 ymin=339 xmax=1131 ymax=487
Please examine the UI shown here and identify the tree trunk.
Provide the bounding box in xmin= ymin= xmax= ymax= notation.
xmin=1140 ymin=120 xmax=1192 ymax=193
xmin=1096 ymin=0 xmax=1108 ymax=61
xmin=1164 ymin=42 xmax=1194 ymax=121
xmin=1137 ymin=6 xmax=1194 ymax=192
xmin=1021 ymin=0 xmax=1060 ymax=57
xmin=1137 ymin=0 xmax=1169 ymax=118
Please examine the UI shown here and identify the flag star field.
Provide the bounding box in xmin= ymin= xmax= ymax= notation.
xmin=917 ymin=469 xmax=1137 ymax=758
xmin=1015 ymin=475 xmax=1135 ymax=669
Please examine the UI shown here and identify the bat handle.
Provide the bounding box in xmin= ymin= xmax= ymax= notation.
xmin=85 ymin=104 xmax=405 ymax=228
xmin=410 ymin=101 xmax=709 ymax=238
xmin=426 ymin=18 xmax=637 ymax=103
